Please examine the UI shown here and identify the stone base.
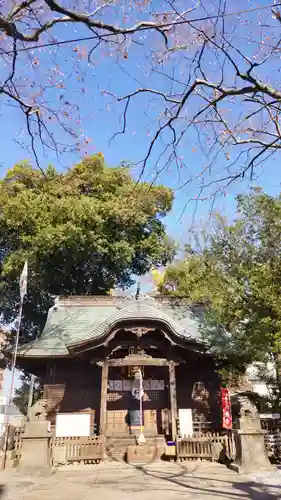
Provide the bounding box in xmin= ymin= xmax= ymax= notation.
xmin=24 ymin=420 xmax=50 ymax=436
xmin=230 ymin=429 xmax=276 ymax=474
xmin=5 ymin=450 xmax=19 ymax=470
xmin=106 ymin=435 xmax=165 ymax=463
xmin=127 ymin=444 xmax=162 ymax=465
xmin=53 ymin=446 xmax=67 ymax=466
xmin=5 ymin=459 xmax=19 ymax=470
xmin=17 ymin=465 xmax=52 ymax=477
xmin=230 ymin=462 xmax=275 ymax=474
xmin=18 ymin=423 xmax=51 ymax=477
xmin=6 ymin=450 xmax=17 ymax=460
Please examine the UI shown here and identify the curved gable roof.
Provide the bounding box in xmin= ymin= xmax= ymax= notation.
xmin=67 ymin=300 xmax=192 ymax=346
xmin=14 ymin=295 xmax=206 ymax=358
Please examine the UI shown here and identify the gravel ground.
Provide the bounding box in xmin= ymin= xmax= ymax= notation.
xmin=0 ymin=461 xmax=280 ymax=500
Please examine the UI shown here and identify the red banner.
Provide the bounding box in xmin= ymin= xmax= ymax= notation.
xmin=221 ymin=388 xmax=232 ymax=429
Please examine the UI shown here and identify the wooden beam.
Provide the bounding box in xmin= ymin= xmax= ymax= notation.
xmin=108 ymin=357 xmax=170 ymax=367
xmin=169 ymin=361 xmax=178 ymax=442
xmin=99 ymin=359 xmax=109 ymax=436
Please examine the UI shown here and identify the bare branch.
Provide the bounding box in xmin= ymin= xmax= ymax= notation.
xmin=1 ymin=0 xmax=281 ymax=200
xmin=7 ymin=0 xmax=36 ymax=20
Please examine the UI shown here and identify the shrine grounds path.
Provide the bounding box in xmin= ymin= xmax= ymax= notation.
xmin=0 ymin=461 xmax=281 ymax=500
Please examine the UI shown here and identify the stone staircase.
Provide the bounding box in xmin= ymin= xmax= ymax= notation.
xmin=105 ymin=434 xmax=166 ymax=463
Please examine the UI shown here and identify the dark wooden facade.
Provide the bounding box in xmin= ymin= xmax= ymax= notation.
xmin=41 ymin=357 xmax=221 ymax=438
xmin=41 ymin=344 xmax=221 ymax=439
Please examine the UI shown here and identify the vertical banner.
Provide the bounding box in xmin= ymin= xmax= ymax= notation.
xmin=20 ymin=261 xmax=28 ymax=301
xmin=221 ymin=387 xmax=232 ymax=429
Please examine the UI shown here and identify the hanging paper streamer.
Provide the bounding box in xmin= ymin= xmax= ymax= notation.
xmin=221 ymin=387 xmax=232 ymax=429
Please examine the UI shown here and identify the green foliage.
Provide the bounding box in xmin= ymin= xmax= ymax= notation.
xmin=0 ymin=154 xmax=174 ymax=340
xmin=13 ymin=373 xmax=42 ymax=416
xmin=162 ymin=189 xmax=281 ymax=398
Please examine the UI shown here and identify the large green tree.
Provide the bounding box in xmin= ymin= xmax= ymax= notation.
xmin=161 ymin=189 xmax=281 ymax=401
xmin=0 ymin=154 xmax=174 ymax=341
xmin=13 ymin=373 xmax=43 ymax=416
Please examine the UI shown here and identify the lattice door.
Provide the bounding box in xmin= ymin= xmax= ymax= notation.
xmin=144 ymin=410 xmax=157 ymax=435
xmin=106 ymin=410 xmax=128 ymax=436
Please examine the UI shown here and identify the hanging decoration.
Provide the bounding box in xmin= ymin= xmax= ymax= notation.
xmin=191 ymin=381 xmax=209 ymax=407
xmin=128 ymin=346 xmax=144 ymax=378
xmin=132 ymin=367 xmax=144 ymax=400
xmin=221 ymin=387 xmax=232 ymax=429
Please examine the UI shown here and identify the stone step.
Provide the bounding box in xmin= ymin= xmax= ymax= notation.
xmin=105 ymin=435 xmax=166 ymax=463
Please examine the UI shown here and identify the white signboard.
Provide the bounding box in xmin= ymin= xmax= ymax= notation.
xmin=179 ymin=409 xmax=193 ymax=437
xmin=150 ymin=380 xmax=164 ymax=390
xmin=123 ymin=380 xmax=132 ymax=391
xmin=108 ymin=380 xmax=165 ymax=391
xmin=260 ymin=413 xmax=280 ymax=420
xmin=113 ymin=380 xmax=123 ymax=391
xmin=55 ymin=413 xmax=91 ymax=437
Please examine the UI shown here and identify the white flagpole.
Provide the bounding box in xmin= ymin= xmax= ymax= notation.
xmin=1 ymin=262 xmax=27 ymax=470
xmin=10 ymin=260 xmax=27 ymax=405
xmin=137 ymin=368 xmax=145 ymax=444
xmin=8 ymin=301 xmax=23 ymax=407
xmin=28 ymin=374 xmax=35 ymax=409
xmin=1 ymin=297 xmax=23 ymax=470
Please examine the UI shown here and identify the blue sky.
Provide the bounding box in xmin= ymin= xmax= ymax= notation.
xmin=1 ymin=1 xmax=280 ymax=226
xmin=1 ymin=88 xmax=280 ymax=246
xmin=1 ymin=0 xmax=281 ymax=396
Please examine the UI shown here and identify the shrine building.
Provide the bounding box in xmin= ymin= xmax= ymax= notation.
xmin=15 ymin=294 xmax=225 ymax=458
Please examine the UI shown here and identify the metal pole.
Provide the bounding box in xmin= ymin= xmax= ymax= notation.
xmin=27 ymin=330 xmax=40 ymax=411
xmin=135 ymin=282 xmax=140 ymax=300
xmin=140 ymin=381 xmax=143 ymax=431
xmin=8 ymin=300 xmax=23 ymax=407
xmin=137 ymin=368 xmax=145 ymax=444
xmin=28 ymin=374 xmax=35 ymax=409
xmin=1 ymin=299 xmax=23 ymax=470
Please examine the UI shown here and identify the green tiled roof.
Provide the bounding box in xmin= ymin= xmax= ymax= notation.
xmin=16 ymin=295 xmax=206 ymax=358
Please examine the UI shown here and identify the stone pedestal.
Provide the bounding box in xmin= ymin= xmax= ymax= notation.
xmin=230 ymin=393 xmax=276 ymax=475
xmin=127 ymin=436 xmax=164 ymax=465
xmin=127 ymin=444 xmax=158 ymax=465
xmin=18 ymin=421 xmax=52 ymax=476
xmin=231 ymin=429 xmax=275 ymax=474
xmin=53 ymin=446 xmax=67 ymax=466
xmin=5 ymin=450 xmax=19 ymax=469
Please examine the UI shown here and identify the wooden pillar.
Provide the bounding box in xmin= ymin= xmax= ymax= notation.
xmin=99 ymin=360 xmax=109 ymax=436
xmin=169 ymin=361 xmax=177 ymax=442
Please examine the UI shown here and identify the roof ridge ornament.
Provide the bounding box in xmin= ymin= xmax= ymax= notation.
xmin=116 ymin=291 xmax=157 ymax=309
xmin=135 ymin=281 xmax=141 ymax=300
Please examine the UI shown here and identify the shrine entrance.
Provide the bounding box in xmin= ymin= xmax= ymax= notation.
xmin=99 ymin=353 xmax=178 ymax=442
xmin=106 ymin=365 xmax=171 ymax=437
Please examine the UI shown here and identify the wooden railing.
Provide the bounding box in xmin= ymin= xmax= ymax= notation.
xmin=261 ymin=419 xmax=281 ymax=459
xmin=177 ymin=432 xmax=235 ymax=462
xmin=14 ymin=426 xmax=25 ymax=459
xmin=13 ymin=427 xmax=104 ymax=465
xmin=51 ymin=435 xmax=105 ymax=465
xmin=12 ymin=422 xmax=279 ymax=466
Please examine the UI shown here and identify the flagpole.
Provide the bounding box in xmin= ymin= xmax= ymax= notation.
xmin=137 ymin=368 xmax=145 ymax=444
xmin=1 ymin=297 xmax=23 ymax=470
xmin=28 ymin=374 xmax=35 ymax=409
xmin=9 ymin=300 xmax=23 ymax=407
xmin=1 ymin=261 xmax=27 ymax=470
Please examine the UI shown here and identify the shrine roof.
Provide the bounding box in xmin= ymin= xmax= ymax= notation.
xmin=15 ymin=294 xmax=207 ymax=358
